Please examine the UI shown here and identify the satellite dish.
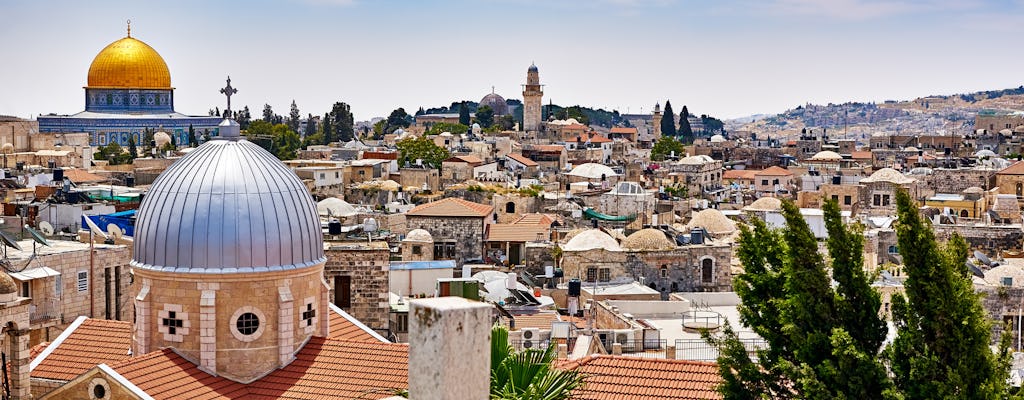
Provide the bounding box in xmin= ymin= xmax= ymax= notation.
xmin=107 ymin=224 xmax=123 ymax=240
xmin=974 ymin=250 xmax=993 ymax=267
xmin=82 ymin=215 xmax=109 ymax=240
xmin=966 ymin=261 xmax=985 ymax=279
xmin=0 ymin=230 xmax=21 ymax=251
xmin=23 ymin=225 xmax=49 ymax=247
xmin=38 ymin=221 xmax=54 ymax=236
xmin=880 ymin=270 xmax=894 ymax=281
xmin=363 ymin=218 xmax=379 ymax=233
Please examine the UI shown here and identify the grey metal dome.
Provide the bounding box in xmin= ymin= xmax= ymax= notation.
xmin=480 ymin=92 xmax=509 ymax=116
xmin=131 ymin=138 xmax=325 ymax=274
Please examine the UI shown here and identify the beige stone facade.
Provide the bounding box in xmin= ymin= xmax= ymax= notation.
xmin=323 ymin=244 xmax=390 ymax=335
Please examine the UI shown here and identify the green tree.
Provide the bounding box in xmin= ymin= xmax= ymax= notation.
xmin=237 ymin=106 xmax=251 ymax=130
xmin=650 ymin=136 xmax=683 ymax=161
xmin=385 ymin=108 xmax=412 ymax=135
xmin=661 ymin=100 xmax=677 ymax=136
xmin=679 ymin=105 xmax=694 ymax=143
xmin=396 ymin=136 xmax=449 ymax=170
xmin=459 ymin=102 xmax=471 ymax=125
xmin=497 ymin=115 xmax=516 ymax=131
xmin=304 ymin=113 xmax=317 ymax=138
xmin=331 ymin=102 xmax=355 ymax=142
xmin=188 ymin=124 xmax=198 ymax=147
xmin=262 ymin=103 xmax=274 ymax=122
xmin=885 ymin=190 xmax=1011 ymax=399
xmin=288 ymin=100 xmax=301 ymax=132
xmin=321 ymin=112 xmax=334 ymax=144
xmin=425 ymin=122 xmax=470 ymax=136
xmin=708 ymin=199 xmax=893 ymax=399
xmin=490 ymin=325 xmax=583 ymax=400
xmin=127 ymin=135 xmax=138 ymax=162
xmin=476 ymin=105 xmax=495 ymax=129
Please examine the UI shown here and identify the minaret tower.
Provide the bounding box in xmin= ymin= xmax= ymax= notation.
xmin=522 ymin=63 xmax=544 ymax=133
xmin=652 ymin=102 xmax=663 ymax=138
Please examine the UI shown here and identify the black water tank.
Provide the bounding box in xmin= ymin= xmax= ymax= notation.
xmin=47 ymin=160 xmax=55 ymax=169
xmin=568 ymin=279 xmax=581 ymax=297
xmin=15 ymin=162 xmax=23 ymax=171
xmin=690 ymin=228 xmax=705 ymax=245
xmin=125 ymin=176 xmax=135 ymax=187
xmin=52 ymin=168 xmax=63 ymax=182
xmin=832 ymin=176 xmax=841 ymax=185
xmin=328 ymin=220 xmax=342 ymax=235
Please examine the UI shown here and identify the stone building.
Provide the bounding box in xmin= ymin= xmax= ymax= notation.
xmin=995 ymin=161 xmax=1024 ymax=201
xmin=405 ymin=197 xmax=493 ymax=265
xmin=753 ymin=166 xmax=795 ymax=197
xmin=522 ymin=63 xmax=544 ymax=133
xmin=401 ymin=229 xmax=434 ymax=261
xmin=859 ymin=168 xmax=919 ymax=215
xmin=323 ymin=241 xmax=391 ymax=336
xmin=668 ymin=155 xmax=723 ymax=198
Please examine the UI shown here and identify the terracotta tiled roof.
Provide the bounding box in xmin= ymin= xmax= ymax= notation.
xmin=506 ymin=153 xmax=539 ymax=167
xmin=610 ymin=127 xmax=637 ymax=134
xmin=487 ymin=224 xmax=549 ymax=242
xmin=511 ymin=213 xmax=559 ymax=226
xmin=407 ymin=197 xmax=493 ymax=217
xmin=31 ymin=317 xmax=133 ymax=381
xmin=362 ymin=151 xmax=398 ymax=160
xmin=444 ymin=155 xmax=483 ymax=164
xmin=561 ymin=355 xmax=722 ymax=400
xmin=109 ymin=337 xmax=409 ymax=399
xmin=755 ymin=166 xmax=793 ymax=176
xmin=510 ymin=312 xmax=582 ymax=330
xmin=532 ymin=145 xmax=567 ymax=153
xmin=722 ymin=170 xmax=757 ymax=180
xmin=851 ymin=151 xmax=872 ymax=159
xmin=328 ymin=303 xmax=389 ymax=343
xmin=62 ymin=169 xmax=109 ymax=184
xmin=999 ymin=161 xmax=1024 ymax=175
xmin=587 ymin=134 xmax=613 ymax=143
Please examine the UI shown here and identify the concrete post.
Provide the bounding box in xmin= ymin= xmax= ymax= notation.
xmin=612 ymin=342 xmax=623 ymax=355
xmin=666 ymin=345 xmax=676 ymax=360
xmin=409 ymin=297 xmax=492 ymax=400
xmin=8 ymin=328 xmax=30 ymax=400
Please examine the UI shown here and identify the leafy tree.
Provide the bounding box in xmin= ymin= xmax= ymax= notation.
xmin=321 ymin=112 xmax=334 ymax=144
xmin=127 ymin=135 xmax=138 ymax=161
xmin=95 ymin=141 xmax=133 ymax=165
xmin=244 ymin=121 xmax=301 ymax=160
xmin=415 ymin=106 xmax=425 ymax=116
xmin=661 ymin=101 xmax=677 ymax=136
xmin=476 ymin=105 xmax=495 ymax=129
xmin=237 ymin=106 xmax=252 ymax=130
xmin=650 ymin=136 xmax=683 ymax=161
xmin=708 ymin=199 xmax=893 ymax=399
xmin=262 ymin=104 xmax=274 ymax=123
xmin=384 ymin=108 xmax=412 ymax=135
xmin=497 ymin=115 xmax=516 ymax=131
xmin=459 ymin=102 xmax=471 ymax=126
xmin=885 ymin=190 xmax=1011 ymax=399
xmin=288 ymin=100 xmax=301 ymax=132
xmin=304 ymin=113 xmax=317 ymax=138
xmin=490 ymin=325 xmax=583 ymax=400
xmin=424 ymin=122 xmax=469 ymax=136
xmin=396 ymin=136 xmax=449 ymax=170
xmin=372 ymin=119 xmax=387 ymax=139
xmin=188 ymin=124 xmax=198 ymax=147
xmin=331 ymin=102 xmax=355 ymax=143
xmin=679 ymin=105 xmax=694 ymax=143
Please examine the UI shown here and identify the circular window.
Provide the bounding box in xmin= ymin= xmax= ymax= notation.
xmin=88 ymin=378 xmax=110 ymax=400
xmin=236 ymin=312 xmax=260 ymax=335
xmin=93 ymin=385 xmax=106 ymax=399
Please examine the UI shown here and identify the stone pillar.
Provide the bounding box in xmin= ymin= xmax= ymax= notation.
xmin=409 ymin=297 xmax=491 ymax=400
xmin=134 ymin=281 xmax=151 ymax=355
xmin=8 ymin=328 xmax=29 ymax=400
xmin=319 ymin=280 xmax=330 ymax=337
xmin=278 ymin=285 xmax=295 ymax=366
xmin=666 ymin=345 xmax=676 ymax=360
xmin=199 ymin=288 xmax=217 ymax=373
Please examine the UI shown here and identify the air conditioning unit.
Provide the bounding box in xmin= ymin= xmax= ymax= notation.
xmin=521 ymin=328 xmax=541 ymax=349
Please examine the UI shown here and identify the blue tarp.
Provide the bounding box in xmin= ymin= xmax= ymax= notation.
xmin=83 ymin=210 xmax=135 ymax=237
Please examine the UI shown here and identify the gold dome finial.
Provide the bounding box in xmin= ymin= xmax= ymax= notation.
xmin=127 ymin=19 xmax=131 ymax=37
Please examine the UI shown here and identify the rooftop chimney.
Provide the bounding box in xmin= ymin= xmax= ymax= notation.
xmin=409 ymin=297 xmax=491 ymax=400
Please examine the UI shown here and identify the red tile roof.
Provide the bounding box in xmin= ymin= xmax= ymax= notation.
xmin=722 ymin=170 xmax=757 ymax=180
xmin=31 ymin=317 xmax=133 ymax=382
xmin=610 ymin=127 xmax=638 ymax=134
xmin=487 ymin=224 xmax=549 ymax=242
xmin=443 ymin=155 xmax=484 ymax=164
xmin=511 ymin=213 xmax=559 ymax=227
xmin=532 ymin=145 xmax=567 ymax=153
xmin=407 ymin=197 xmax=493 ymax=217
xmin=851 ymin=151 xmax=872 ymax=160
xmin=755 ymin=166 xmax=793 ymax=176
xmin=109 ymin=337 xmax=409 ymax=400
xmin=587 ymin=134 xmax=613 ymax=143
xmin=362 ymin=151 xmax=398 ymax=160
xmin=328 ymin=303 xmax=389 ymax=343
xmin=999 ymin=161 xmax=1024 ymax=175
xmin=506 ymin=153 xmax=539 ymax=167
xmin=561 ymin=355 xmax=722 ymax=400
xmin=63 ymin=169 xmax=109 ymax=184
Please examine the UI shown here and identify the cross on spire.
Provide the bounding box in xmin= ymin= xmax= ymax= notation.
xmin=219 ymin=76 xmax=238 ymax=116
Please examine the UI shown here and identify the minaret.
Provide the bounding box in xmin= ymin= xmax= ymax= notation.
xmin=652 ymin=102 xmax=663 ymax=138
xmin=522 ymin=63 xmax=544 ymax=133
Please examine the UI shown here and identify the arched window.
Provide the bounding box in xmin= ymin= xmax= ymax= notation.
xmin=1016 ymin=182 xmax=1022 ymax=197
xmin=701 ymin=258 xmax=714 ymax=283
xmin=960 ymin=209 xmax=969 ymax=218
xmin=660 ymin=265 xmax=668 ymax=278
xmin=505 ymin=201 xmax=516 ymax=214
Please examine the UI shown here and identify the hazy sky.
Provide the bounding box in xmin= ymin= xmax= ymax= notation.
xmin=2 ymin=0 xmax=1024 ymax=122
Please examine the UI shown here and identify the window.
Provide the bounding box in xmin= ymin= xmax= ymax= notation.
xmin=888 ymin=245 xmax=899 ymax=254
xmin=358 ymin=170 xmax=365 ymax=176
xmin=412 ymin=245 xmax=422 ymax=255
xmin=586 ymin=267 xmax=597 ymax=282
xmin=660 ymin=265 xmax=668 ymax=278
xmin=598 ymin=268 xmax=611 ymax=282
xmin=831 ymin=195 xmax=839 ymax=202
xmin=960 ymin=209 xmax=969 ymax=218
xmin=55 ymin=274 xmax=62 ymax=297
xmin=335 ymin=171 xmax=340 ymax=179
xmin=702 ymin=258 xmax=715 ymax=283
xmin=162 ymin=311 xmax=184 ymax=335
xmin=319 ymin=173 xmax=325 ymax=179
xmin=394 ymin=313 xmax=409 ymax=333
xmin=20 ymin=281 xmax=29 ymax=298
xmin=843 ymin=195 xmax=852 ymax=205
xmin=873 ymin=194 xmax=881 ymax=206
xmin=77 ymin=271 xmax=88 ymax=292
xmin=761 ymin=179 xmax=769 ymax=186
xmin=505 ymin=202 xmax=516 ymax=213
xmin=302 ymin=303 xmax=316 ymax=327
xmin=433 ymin=243 xmax=456 ymax=260
xmin=882 ymin=195 xmax=891 ymax=206
xmin=1003 ymin=277 xmax=1014 ymax=286
xmin=236 ymin=312 xmax=260 ymax=336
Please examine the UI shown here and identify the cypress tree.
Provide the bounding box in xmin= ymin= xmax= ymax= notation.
xmin=679 ymin=105 xmax=694 ymax=143
xmin=661 ymin=101 xmax=677 ymax=136
xmin=459 ymin=102 xmax=471 ymax=126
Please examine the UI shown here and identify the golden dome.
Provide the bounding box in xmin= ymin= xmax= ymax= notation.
xmin=87 ymin=36 xmax=171 ymax=89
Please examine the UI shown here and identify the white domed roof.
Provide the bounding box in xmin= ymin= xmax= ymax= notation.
xmin=562 ymin=229 xmax=621 ymax=252
xmin=154 ymin=131 xmax=172 ymax=147
xmin=904 ymin=146 xmax=919 ymax=152
xmin=963 ymin=186 xmax=985 ymax=194
xmin=861 ymin=167 xmax=914 ymax=185
xmin=810 ymin=150 xmax=842 ymax=161
xmin=744 ymin=197 xmax=783 ymax=212
xmin=678 ymin=155 xmax=716 ymax=165
xmin=685 ymin=209 xmax=737 ymax=235
xmin=976 ymin=149 xmax=997 ymax=158
xmin=404 ymin=229 xmax=433 ymax=243
xmin=622 ymin=229 xmax=675 ymax=251
xmin=317 ymin=197 xmax=357 ymax=217
xmin=709 ymin=134 xmax=726 ymax=143
xmin=567 ymin=163 xmax=618 ymax=179
xmin=132 ymin=139 xmax=325 ymax=273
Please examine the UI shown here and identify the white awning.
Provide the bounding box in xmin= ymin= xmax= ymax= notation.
xmin=9 ymin=266 xmax=60 ymax=281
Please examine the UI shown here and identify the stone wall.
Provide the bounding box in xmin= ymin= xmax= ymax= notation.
xmin=629 ymin=244 xmax=734 ymax=293
xmin=324 ymin=244 xmax=390 ymax=333
xmin=924 ymin=168 xmax=996 ymax=194
xmin=932 ymin=224 xmax=1024 ymax=256
xmin=406 ymin=215 xmax=486 ymax=264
